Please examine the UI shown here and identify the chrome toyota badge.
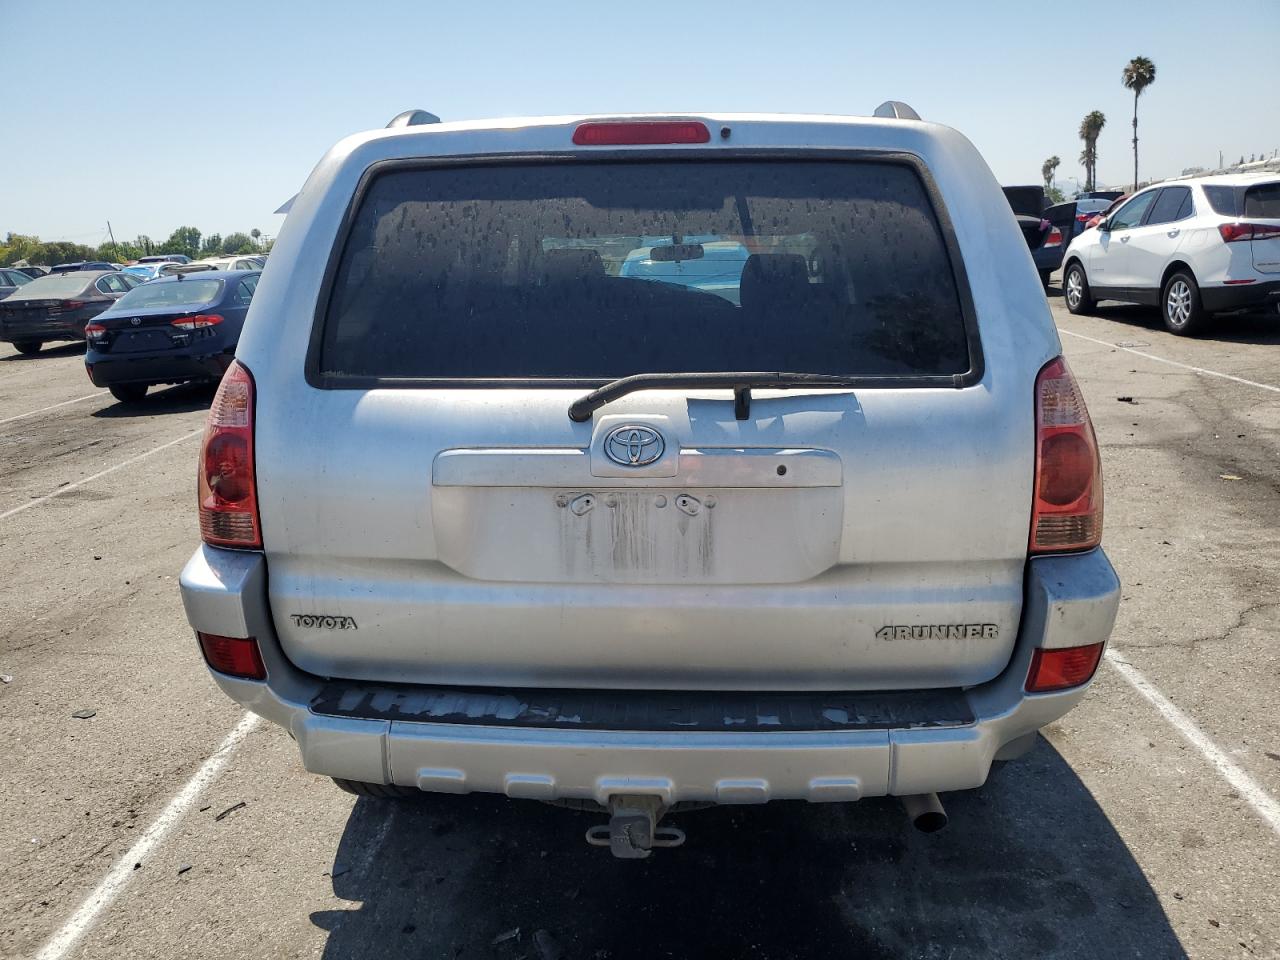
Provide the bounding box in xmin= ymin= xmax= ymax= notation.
xmin=604 ymin=425 xmax=664 ymax=466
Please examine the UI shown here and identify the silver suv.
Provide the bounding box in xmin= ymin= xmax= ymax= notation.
xmin=180 ymin=106 xmax=1120 ymax=857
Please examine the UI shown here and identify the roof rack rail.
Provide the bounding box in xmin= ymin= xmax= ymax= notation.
xmin=873 ymin=101 xmax=921 ymax=121
xmin=386 ymin=109 xmax=441 ymax=128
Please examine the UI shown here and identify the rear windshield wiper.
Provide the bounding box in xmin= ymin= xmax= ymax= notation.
xmin=568 ymin=371 xmax=858 ymax=422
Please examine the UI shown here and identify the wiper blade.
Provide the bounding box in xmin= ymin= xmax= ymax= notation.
xmin=567 ymin=371 xmax=856 ymax=423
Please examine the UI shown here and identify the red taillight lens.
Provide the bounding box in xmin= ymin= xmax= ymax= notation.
xmin=1031 ymin=357 xmax=1102 ymax=552
xmin=1045 ymin=227 xmax=1063 ymax=248
xmin=1025 ymin=642 xmax=1104 ymax=692
xmin=197 ymin=632 xmax=266 ymax=680
xmin=198 ymin=360 xmax=261 ymax=548
xmin=64 ymin=300 xmax=85 ymax=309
xmin=172 ymin=313 xmax=224 ymax=331
xmin=84 ymin=323 xmax=106 ymax=339
xmin=1075 ymin=214 xmax=1091 ymax=223
xmin=572 ymin=120 xmax=711 ymax=146
xmin=1219 ymin=222 xmax=1280 ymax=243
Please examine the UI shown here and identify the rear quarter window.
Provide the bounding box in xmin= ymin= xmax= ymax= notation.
xmin=1202 ymin=185 xmax=1240 ymax=216
xmin=317 ymin=159 xmax=975 ymax=384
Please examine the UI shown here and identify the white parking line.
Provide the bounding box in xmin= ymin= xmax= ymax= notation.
xmin=1060 ymin=328 xmax=1280 ymax=394
xmin=0 ymin=428 xmax=202 ymax=522
xmin=34 ymin=713 xmax=262 ymax=960
xmin=1106 ymin=650 xmax=1280 ymax=837
xmin=0 ymin=393 xmax=99 ymax=426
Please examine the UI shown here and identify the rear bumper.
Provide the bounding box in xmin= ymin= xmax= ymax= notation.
xmin=0 ymin=318 xmax=83 ymax=343
xmin=86 ymin=349 xmax=231 ymax=386
xmin=1200 ymin=279 xmax=1280 ymax=313
xmin=180 ymin=547 xmax=1120 ymax=802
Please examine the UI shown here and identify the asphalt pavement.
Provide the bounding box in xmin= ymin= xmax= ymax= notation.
xmin=2 ymin=291 xmax=1279 ymax=960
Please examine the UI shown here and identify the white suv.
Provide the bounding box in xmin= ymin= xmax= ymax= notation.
xmin=180 ymin=108 xmax=1120 ymax=858
xmin=1062 ymin=173 xmax=1280 ymax=334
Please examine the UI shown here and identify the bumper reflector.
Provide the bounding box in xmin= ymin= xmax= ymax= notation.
xmin=198 ymin=632 xmax=266 ymax=680
xmin=1025 ymin=642 xmax=1104 ymax=692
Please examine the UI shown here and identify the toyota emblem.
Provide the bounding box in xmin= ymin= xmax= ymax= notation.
xmin=604 ymin=425 xmax=665 ymax=467
xmin=130 ymin=317 xmax=142 ymax=326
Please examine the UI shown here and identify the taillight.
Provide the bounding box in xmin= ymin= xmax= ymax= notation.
xmin=1219 ymin=222 xmax=1280 ymax=243
xmin=1025 ymin=642 xmax=1104 ymax=692
xmin=172 ymin=313 xmax=224 ymax=331
xmin=64 ymin=300 xmax=85 ymax=309
xmin=1075 ymin=214 xmax=1091 ymax=223
xmin=198 ymin=360 xmax=261 ymax=548
xmin=572 ymin=120 xmax=711 ymax=146
xmin=84 ymin=323 xmax=106 ymax=339
xmin=197 ymin=632 xmax=266 ymax=680
xmin=1045 ymin=227 xmax=1063 ymax=248
xmin=1031 ymin=357 xmax=1102 ymax=553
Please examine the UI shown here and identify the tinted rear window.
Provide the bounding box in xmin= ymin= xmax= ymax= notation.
xmin=116 ymin=279 xmax=222 ymax=308
xmin=1244 ymin=182 xmax=1280 ymax=218
xmin=319 ymin=160 xmax=971 ymax=382
xmin=5 ymin=274 xmax=92 ymax=300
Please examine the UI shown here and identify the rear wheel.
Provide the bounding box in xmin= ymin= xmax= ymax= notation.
xmin=12 ymin=340 xmax=42 ymax=355
xmin=331 ymin=778 xmax=418 ymax=799
xmin=108 ymin=383 xmax=148 ymax=403
xmin=1162 ymin=270 xmax=1208 ymax=335
xmin=1064 ymin=262 xmax=1093 ymax=314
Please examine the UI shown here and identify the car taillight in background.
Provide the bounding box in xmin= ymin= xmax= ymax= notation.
xmin=1045 ymin=227 xmax=1063 ymax=248
xmin=64 ymin=300 xmax=85 ymax=309
xmin=1025 ymin=642 xmax=1104 ymax=692
xmin=198 ymin=360 xmax=261 ymax=548
xmin=1030 ymin=357 xmax=1102 ymax=553
xmin=197 ymin=632 xmax=266 ymax=680
xmin=84 ymin=323 xmax=106 ymax=340
xmin=572 ymin=120 xmax=711 ymax=146
xmin=172 ymin=314 xmax=224 ymax=331
xmin=1219 ymin=222 xmax=1280 ymax=243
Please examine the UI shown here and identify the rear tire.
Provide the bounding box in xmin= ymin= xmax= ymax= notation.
xmin=1162 ymin=270 xmax=1209 ymax=335
xmin=109 ymin=383 xmax=148 ymax=403
xmin=13 ymin=340 xmax=42 ymax=355
xmin=1064 ymin=262 xmax=1094 ymax=315
xmin=331 ymin=778 xmax=418 ymax=799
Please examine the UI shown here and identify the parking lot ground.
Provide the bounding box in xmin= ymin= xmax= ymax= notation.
xmin=2 ymin=295 xmax=1279 ymax=959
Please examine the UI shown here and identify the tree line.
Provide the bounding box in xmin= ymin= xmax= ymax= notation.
xmin=1041 ymin=56 xmax=1157 ymax=199
xmin=0 ymin=225 xmax=269 ymax=268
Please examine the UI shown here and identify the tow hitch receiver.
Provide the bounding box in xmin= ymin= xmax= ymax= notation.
xmin=585 ymin=795 xmax=686 ymax=859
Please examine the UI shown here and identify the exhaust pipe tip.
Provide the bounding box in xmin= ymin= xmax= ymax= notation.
xmin=901 ymin=793 xmax=948 ymax=833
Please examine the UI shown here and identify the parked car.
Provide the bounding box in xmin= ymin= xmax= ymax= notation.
xmin=1034 ymin=198 xmax=1117 ymax=286
xmin=0 ymin=268 xmax=34 ymax=299
xmin=121 ymin=263 xmax=172 ymax=283
xmin=138 ymin=254 xmax=191 ymax=264
xmin=11 ymin=265 xmax=50 ymax=279
xmin=85 ymin=270 xmax=260 ymax=403
xmin=179 ymin=108 xmax=1118 ymax=858
xmin=50 ymin=261 xmax=118 ymax=273
xmin=0 ymin=270 xmax=139 ymax=353
xmin=1080 ymin=190 xmax=1125 ymax=202
xmin=1084 ymin=194 xmax=1127 ymax=230
xmin=1062 ymin=173 xmax=1280 ymax=333
xmin=190 ymin=255 xmax=266 ymax=271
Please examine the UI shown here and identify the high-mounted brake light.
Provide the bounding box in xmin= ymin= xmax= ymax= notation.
xmin=198 ymin=360 xmax=261 ymax=548
xmin=1045 ymin=227 xmax=1063 ymax=248
xmin=172 ymin=313 xmax=223 ymax=331
xmin=197 ymin=632 xmax=266 ymax=680
xmin=1025 ymin=642 xmax=1104 ymax=692
xmin=1219 ymin=222 xmax=1280 ymax=243
xmin=1031 ymin=357 xmax=1102 ymax=553
xmin=572 ymin=120 xmax=711 ymax=146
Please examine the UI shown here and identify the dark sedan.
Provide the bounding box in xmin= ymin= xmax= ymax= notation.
xmin=0 ymin=270 xmax=140 ymax=354
xmin=84 ymin=270 xmax=260 ymax=402
xmin=0 ymin=268 xmax=34 ymax=300
xmin=50 ymin=261 xmax=119 ymax=273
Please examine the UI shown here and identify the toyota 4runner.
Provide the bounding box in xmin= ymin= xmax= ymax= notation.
xmin=180 ymin=105 xmax=1120 ymax=858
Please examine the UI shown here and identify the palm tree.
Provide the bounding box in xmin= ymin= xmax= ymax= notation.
xmin=1041 ymin=155 xmax=1061 ymax=191
xmin=1122 ymin=56 xmax=1157 ymax=191
xmin=1078 ymin=111 xmax=1106 ymax=191
xmin=250 ymin=227 xmax=262 ymax=250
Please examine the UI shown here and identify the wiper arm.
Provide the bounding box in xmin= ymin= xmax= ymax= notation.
xmin=567 ymin=371 xmax=856 ymax=423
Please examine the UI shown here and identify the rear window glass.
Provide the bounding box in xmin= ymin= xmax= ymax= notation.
xmin=1203 ymin=185 xmax=1239 ymax=216
xmin=1243 ymin=182 xmax=1280 ymax=219
xmin=319 ymin=160 xmax=971 ymax=382
xmin=116 ymin=278 xmax=222 ymax=308
xmin=5 ymin=274 xmax=92 ymax=300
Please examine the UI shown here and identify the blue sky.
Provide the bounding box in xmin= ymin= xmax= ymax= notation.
xmin=2 ymin=0 xmax=1277 ymax=244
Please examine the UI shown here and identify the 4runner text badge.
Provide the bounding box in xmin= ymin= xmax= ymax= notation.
xmin=876 ymin=623 xmax=998 ymax=641
xmin=604 ymin=425 xmax=664 ymax=466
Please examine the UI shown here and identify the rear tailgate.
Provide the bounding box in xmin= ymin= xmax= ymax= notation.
xmin=257 ymin=146 xmax=1036 ymax=692
xmin=1244 ymin=181 xmax=1280 ymax=273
